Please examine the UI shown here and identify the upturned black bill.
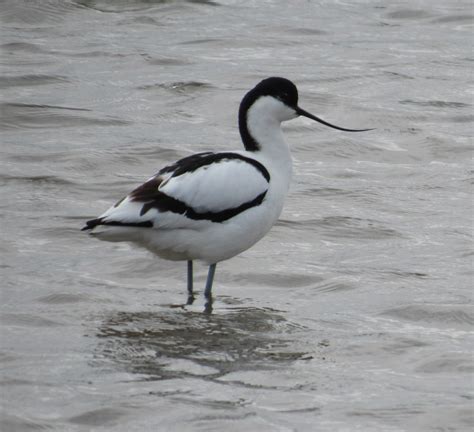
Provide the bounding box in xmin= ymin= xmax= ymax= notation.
xmin=296 ymin=107 xmax=374 ymax=132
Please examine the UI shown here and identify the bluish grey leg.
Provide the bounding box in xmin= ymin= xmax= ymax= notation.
xmin=186 ymin=260 xmax=194 ymax=305
xmin=204 ymin=264 xmax=217 ymax=314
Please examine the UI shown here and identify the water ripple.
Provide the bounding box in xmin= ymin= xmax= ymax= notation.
xmin=137 ymin=80 xmax=213 ymax=93
xmin=1 ymin=313 xmax=62 ymax=328
xmin=69 ymin=408 xmax=125 ymax=426
xmin=0 ymin=103 xmax=129 ymax=130
xmin=400 ymin=99 xmax=471 ymax=109
xmin=0 ymin=174 xmax=75 ymax=186
xmin=279 ymin=217 xmax=401 ymax=240
xmin=0 ymin=75 xmax=69 ymax=88
xmin=381 ymin=304 xmax=474 ymax=329
xmin=37 ymin=293 xmax=89 ymax=304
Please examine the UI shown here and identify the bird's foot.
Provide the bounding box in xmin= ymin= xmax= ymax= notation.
xmin=203 ymin=295 xmax=213 ymax=314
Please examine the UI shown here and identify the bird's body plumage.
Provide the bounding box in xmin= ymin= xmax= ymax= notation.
xmin=86 ymin=147 xmax=290 ymax=264
xmin=83 ymin=77 xmax=371 ymax=311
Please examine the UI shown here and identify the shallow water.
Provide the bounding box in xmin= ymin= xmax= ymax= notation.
xmin=1 ymin=0 xmax=473 ymax=431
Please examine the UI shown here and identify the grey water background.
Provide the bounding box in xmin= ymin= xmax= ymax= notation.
xmin=1 ymin=0 xmax=473 ymax=430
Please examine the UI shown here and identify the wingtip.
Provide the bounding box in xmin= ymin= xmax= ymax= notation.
xmin=81 ymin=218 xmax=154 ymax=231
xmin=81 ymin=218 xmax=102 ymax=231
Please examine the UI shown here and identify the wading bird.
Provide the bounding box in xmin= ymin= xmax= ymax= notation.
xmin=82 ymin=77 xmax=372 ymax=312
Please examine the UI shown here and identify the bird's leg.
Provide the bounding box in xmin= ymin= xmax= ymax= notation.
xmin=186 ymin=260 xmax=194 ymax=305
xmin=203 ymin=263 xmax=217 ymax=314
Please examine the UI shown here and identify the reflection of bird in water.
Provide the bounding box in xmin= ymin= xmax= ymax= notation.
xmin=95 ymin=307 xmax=305 ymax=379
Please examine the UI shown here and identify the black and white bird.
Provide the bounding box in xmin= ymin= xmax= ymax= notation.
xmin=82 ymin=77 xmax=371 ymax=312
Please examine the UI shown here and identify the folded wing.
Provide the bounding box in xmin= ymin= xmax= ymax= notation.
xmin=82 ymin=152 xmax=270 ymax=231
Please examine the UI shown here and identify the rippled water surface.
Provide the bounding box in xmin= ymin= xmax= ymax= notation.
xmin=1 ymin=0 xmax=473 ymax=431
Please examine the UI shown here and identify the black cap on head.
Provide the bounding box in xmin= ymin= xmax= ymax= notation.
xmin=252 ymin=77 xmax=299 ymax=108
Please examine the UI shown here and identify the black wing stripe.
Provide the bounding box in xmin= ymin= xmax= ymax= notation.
xmin=158 ymin=152 xmax=270 ymax=183
xmin=140 ymin=190 xmax=267 ymax=223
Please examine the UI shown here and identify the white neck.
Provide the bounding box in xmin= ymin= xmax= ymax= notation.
xmin=245 ymin=97 xmax=293 ymax=187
